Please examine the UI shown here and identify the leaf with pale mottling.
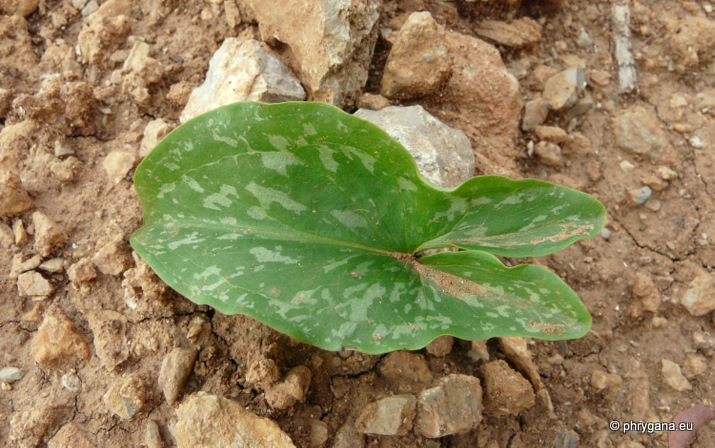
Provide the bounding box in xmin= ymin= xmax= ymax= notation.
xmin=131 ymin=102 xmax=605 ymax=353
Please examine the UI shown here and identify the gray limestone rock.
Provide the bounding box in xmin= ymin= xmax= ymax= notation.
xmin=355 ymin=106 xmax=474 ymax=188
xmin=181 ymin=39 xmax=305 ymax=123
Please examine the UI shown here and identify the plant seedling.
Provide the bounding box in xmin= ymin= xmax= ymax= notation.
xmin=131 ymin=102 xmax=606 ymax=354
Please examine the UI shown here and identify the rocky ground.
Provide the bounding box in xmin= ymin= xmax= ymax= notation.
xmin=1 ymin=0 xmax=714 ymax=447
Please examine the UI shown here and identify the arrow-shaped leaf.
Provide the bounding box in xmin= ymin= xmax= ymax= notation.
xmin=131 ymin=102 xmax=605 ymax=353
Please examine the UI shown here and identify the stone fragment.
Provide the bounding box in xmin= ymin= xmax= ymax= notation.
xmin=67 ymin=258 xmax=97 ymax=286
xmin=93 ymin=239 xmax=132 ymax=276
xmin=225 ymin=0 xmax=241 ymax=28
xmin=425 ymin=335 xmax=454 ymax=357
xmin=415 ymin=374 xmax=482 ymax=438
xmin=145 ymin=420 xmax=163 ymax=448
xmin=628 ymin=186 xmax=652 ymax=205
xmin=103 ymin=149 xmax=136 ymax=184
xmin=242 ymin=0 xmax=379 ymax=106
xmin=640 ymin=174 xmax=666 ymax=192
xmin=38 ymin=257 xmax=66 ymax=273
xmin=9 ymin=253 xmax=42 ymax=279
xmin=104 ymin=373 xmax=148 ymax=419
xmin=655 ymin=165 xmax=678 ymax=180
xmin=357 ymin=93 xmax=390 ymax=110
xmin=0 ymin=366 xmax=23 ymax=382
xmin=576 ymin=29 xmax=593 ymax=48
xmin=522 ymin=98 xmax=549 ymax=132
xmin=265 ymin=365 xmax=312 ymax=410
xmin=475 ymin=17 xmax=542 ymax=49
xmin=589 ymin=69 xmax=611 ymax=87
xmin=381 ymin=12 xmax=449 ymax=99
xmin=535 ymin=125 xmax=568 ymax=143
xmin=682 ymin=353 xmax=708 ymax=379
xmin=481 ymin=360 xmax=534 ymax=415
xmin=680 ymin=272 xmax=715 ymax=316
xmin=61 ymin=371 xmax=81 ymax=392
xmin=89 ymin=310 xmax=129 ymax=371
xmin=0 ymin=222 xmax=13 ymax=247
xmin=54 ymin=141 xmax=74 ymax=158
xmin=661 ymin=359 xmax=692 ymax=392
xmin=693 ymin=330 xmax=715 ymax=356
xmin=332 ymin=423 xmax=364 ymax=448
xmin=181 ymin=39 xmax=305 ymax=123
xmin=470 ymin=339 xmax=490 ymax=362
xmin=612 ymin=106 xmax=672 ymax=161
xmin=355 ymin=394 xmax=417 ymax=436
xmin=140 ymin=118 xmax=171 ymax=158
xmin=159 ymin=347 xmax=199 ymax=405
xmin=440 ymin=31 xmax=522 ymax=176
xmin=310 ymin=420 xmax=328 ymax=447
xmin=378 ymin=351 xmax=432 ymax=384
xmin=499 ymin=337 xmax=551 ymax=411
xmin=0 ymin=171 xmax=32 ymax=217
xmin=554 ymin=431 xmax=580 ymax=448
xmin=81 ymin=0 xmax=98 ymax=16
xmin=542 ymin=66 xmax=585 ymax=111
xmin=48 ymin=422 xmax=95 ymax=448
xmin=31 ymin=304 xmax=90 ymax=367
xmin=245 ymin=358 xmax=281 ymax=390
xmin=77 ymin=0 xmax=131 ymax=64
xmin=355 ymin=106 xmax=474 ymax=188
xmin=33 ymin=211 xmax=65 ymax=257
xmin=175 ymin=392 xmax=296 ymax=447
xmin=50 ymin=156 xmax=82 ymax=183
xmin=17 ymin=271 xmax=55 ymax=298
xmin=590 ymin=368 xmax=623 ymax=391
xmin=534 ymin=141 xmax=562 ymax=167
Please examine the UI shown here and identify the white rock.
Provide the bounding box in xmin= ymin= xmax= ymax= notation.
xmin=0 ymin=367 xmax=23 ymax=382
xmin=140 ymin=119 xmax=172 ymax=158
xmin=354 ymin=106 xmax=474 ymax=188
xmin=61 ymin=371 xmax=81 ymax=392
xmin=181 ymin=39 xmax=305 ymax=123
xmin=103 ymin=150 xmax=136 ymax=184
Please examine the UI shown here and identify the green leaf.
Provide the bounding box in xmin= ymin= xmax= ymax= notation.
xmin=131 ymin=102 xmax=605 ymax=353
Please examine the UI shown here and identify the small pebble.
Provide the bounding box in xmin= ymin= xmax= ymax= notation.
xmin=661 ymin=359 xmax=692 ymax=392
xmin=159 ymin=347 xmax=198 ymax=406
xmin=0 ymin=367 xmax=23 ymax=382
xmin=689 ymin=136 xmax=703 ymax=148
xmin=619 ymin=160 xmax=636 ymax=172
xmin=628 ymin=186 xmax=652 ymax=205
xmin=104 ymin=373 xmax=147 ymax=419
xmin=61 ymin=371 xmax=81 ymax=392
xmin=575 ymin=29 xmax=592 ymax=48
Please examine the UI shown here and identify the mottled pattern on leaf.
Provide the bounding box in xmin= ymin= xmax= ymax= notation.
xmin=131 ymin=102 xmax=605 ymax=353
